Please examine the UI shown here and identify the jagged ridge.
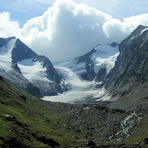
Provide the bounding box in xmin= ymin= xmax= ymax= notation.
xmin=0 ymin=37 xmax=67 ymax=97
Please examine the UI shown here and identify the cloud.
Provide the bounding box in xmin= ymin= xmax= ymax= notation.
xmin=0 ymin=0 xmax=148 ymax=62
xmin=0 ymin=12 xmax=21 ymax=37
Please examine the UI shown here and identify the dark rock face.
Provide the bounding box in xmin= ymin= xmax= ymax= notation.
xmin=76 ymin=49 xmax=96 ymax=81
xmin=37 ymin=136 xmax=59 ymax=147
xmin=95 ymin=68 xmax=107 ymax=82
xmin=101 ymin=25 xmax=148 ymax=108
xmin=11 ymin=39 xmax=36 ymax=64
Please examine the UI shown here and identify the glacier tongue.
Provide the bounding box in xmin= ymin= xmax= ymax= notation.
xmin=43 ymin=62 xmax=97 ymax=104
xmin=42 ymin=44 xmax=119 ymax=104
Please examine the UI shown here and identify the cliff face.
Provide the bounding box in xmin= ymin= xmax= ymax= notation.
xmin=102 ymin=25 xmax=148 ymax=109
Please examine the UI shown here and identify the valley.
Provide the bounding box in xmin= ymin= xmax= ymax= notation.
xmin=0 ymin=25 xmax=148 ymax=147
xmin=43 ymin=44 xmax=119 ymax=104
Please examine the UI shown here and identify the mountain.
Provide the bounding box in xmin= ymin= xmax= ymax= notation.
xmin=100 ymin=25 xmax=148 ymax=110
xmin=1 ymin=25 xmax=148 ymax=147
xmin=54 ymin=43 xmax=119 ymax=88
xmin=75 ymin=42 xmax=119 ymax=81
xmin=49 ymin=24 xmax=148 ymax=109
xmin=0 ymin=37 xmax=67 ymax=97
xmin=42 ymin=43 xmax=119 ymax=103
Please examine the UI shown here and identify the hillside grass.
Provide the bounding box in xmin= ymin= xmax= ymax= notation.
xmin=0 ymin=76 xmax=148 ymax=147
xmin=0 ymin=78 xmax=81 ymax=148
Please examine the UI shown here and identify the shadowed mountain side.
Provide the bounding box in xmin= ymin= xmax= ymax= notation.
xmin=100 ymin=25 xmax=148 ymax=110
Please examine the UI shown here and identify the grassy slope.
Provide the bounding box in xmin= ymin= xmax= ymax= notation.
xmin=0 ymin=77 xmax=82 ymax=148
xmin=0 ymin=76 xmax=148 ymax=148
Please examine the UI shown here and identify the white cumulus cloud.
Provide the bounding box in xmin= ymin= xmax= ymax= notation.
xmin=0 ymin=0 xmax=148 ymax=62
xmin=0 ymin=12 xmax=21 ymax=37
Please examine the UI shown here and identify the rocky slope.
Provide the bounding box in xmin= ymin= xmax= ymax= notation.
xmin=0 ymin=37 xmax=67 ymax=97
xmin=100 ymin=25 xmax=148 ymax=110
xmin=0 ymin=76 xmax=148 ymax=148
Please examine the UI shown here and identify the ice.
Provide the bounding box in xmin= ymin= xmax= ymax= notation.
xmin=43 ymin=44 xmax=119 ymax=103
xmin=91 ymin=45 xmax=119 ymax=73
xmin=54 ymin=59 xmax=86 ymax=77
xmin=43 ymin=89 xmax=99 ymax=104
xmin=43 ymin=60 xmax=98 ymax=103
xmin=18 ymin=59 xmax=51 ymax=82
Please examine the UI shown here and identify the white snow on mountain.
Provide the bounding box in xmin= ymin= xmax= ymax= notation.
xmin=0 ymin=38 xmax=51 ymax=84
xmin=0 ymin=38 xmax=16 ymax=71
xmin=92 ymin=44 xmax=119 ymax=73
xmin=18 ymin=59 xmax=51 ymax=83
xmin=0 ymin=38 xmax=119 ymax=103
xmin=43 ymin=44 xmax=119 ymax=103
xmin=140 ymin=28 xmax=148 ymax=36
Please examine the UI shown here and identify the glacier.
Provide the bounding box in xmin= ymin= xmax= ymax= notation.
xmin=42 ymin=44 xmax=119 ymax=103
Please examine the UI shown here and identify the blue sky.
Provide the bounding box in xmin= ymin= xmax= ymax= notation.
xmin=0 ymin=0 xmax=148 ymax=61
xmin=1 ymin=0 xmax=148 ymax=27
xmin=0 ymin=0 xmax=50 ymax=27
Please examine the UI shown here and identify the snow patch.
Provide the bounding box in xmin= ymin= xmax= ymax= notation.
xmin=56 ymin=66 xmax=90 ymax=90
xmin=0 ymin=38 xmax=16 ymax=71
xmin=18 ymin=59 xmax=51 ymax=82
xmin=91 ymin=45 xmax=119 ymax=73
xmin=140 ymin=28 xmax=148 ymax=36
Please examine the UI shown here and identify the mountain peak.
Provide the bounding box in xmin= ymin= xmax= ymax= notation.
xmin=118 ymin=25 xmax=148 ymax=52
xmin=0 ymin=37 xmax=67 ymax=97
xmin=101 ymin=24 xmax=148 ymax=109
xmin=11 ymin=38 xmax=36 ymax=63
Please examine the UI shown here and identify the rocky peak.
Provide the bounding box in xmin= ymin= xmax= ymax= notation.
xmin=119 ymin=25 xmax=148 ymax=52
xmin=11 ymin=38 xmax=36 ymax=63
xmin=0 ymin=37 xmax=67 ymax=97
xmin=110 ymin=42 xmax=119 ymax=47
xmin=102 ymin=25 xmax=148 ymax=102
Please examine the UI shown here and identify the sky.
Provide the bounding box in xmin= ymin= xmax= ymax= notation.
xmin=0 ymin=0 xmax=148 ymax=62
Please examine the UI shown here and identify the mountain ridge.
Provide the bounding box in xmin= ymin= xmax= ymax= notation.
xmin=0 ymin=25 xmax=148 ymax=147
xmin=99 ymin=25 xmax=148 ymax=110
xmin=0 ymin=37 xmax=67 ymax=97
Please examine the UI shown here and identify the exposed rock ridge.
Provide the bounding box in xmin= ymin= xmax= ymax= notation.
xmin=100 ymin=25 xmax=148 ymax=109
